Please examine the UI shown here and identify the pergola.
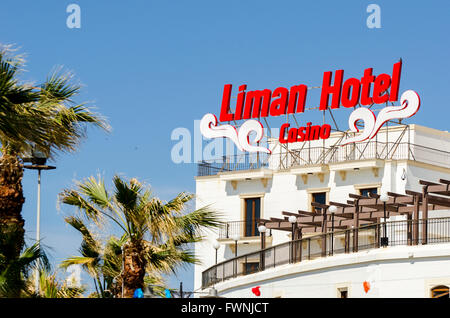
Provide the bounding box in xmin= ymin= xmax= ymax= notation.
xmin=258 ymin=179 xmax=450 ymax=254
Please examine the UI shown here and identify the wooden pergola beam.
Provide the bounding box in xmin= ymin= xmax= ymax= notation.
xmin=282 ymin=211 xmax=301 ymax=217
xmin=427 ymin=184 xmax=450 ymax=195
xmin=270 ymin=217 xmax=288 ymax=222
xmin=427 ymin=195 xmax=450 ymax=208
xmin=329 ymin=201 xmax=353 ymax=208
xmin=405 ymin=190 xmax=422 ymax=197
xmin=262 ymin=179 xmax=450 ymax=246
xmin=419 ymin=180 xmax=441 ymax=186
xmin=297 ymin=210 xmax=318 ymax=216
xmin=357 ymin=196 xmax=415 ymax=206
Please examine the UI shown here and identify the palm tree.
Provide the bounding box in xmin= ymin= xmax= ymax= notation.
xmin=31 ymin=269 xmax=85 ymax=298
xmin=0 ymin=223 xmax=50 ymax=297
xmin=60 ymin=220 xmax=166 ymax=298
xmin=0 ymin=46 xmax=109 ymax=266
xmin=59 ymin=175 xmax=221 ymax=297
xmin=60 ymin=215 xmax=108 ymax=297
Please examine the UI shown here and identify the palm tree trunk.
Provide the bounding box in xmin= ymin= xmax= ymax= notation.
xmin=0 ymin=154 xmax=25 ymax=258
xmin=121 ymin=241 xmax=146 ymax=298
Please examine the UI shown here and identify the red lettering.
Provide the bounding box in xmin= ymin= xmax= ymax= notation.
xmin=373 ymin=73 xmax=391 ymax=104
xmin=234 ymin=84 xmax=247 ymax=120
xmin=320 ymin=70 xmax=344 ymax=110
xmin=243 ymin=89 xmax=272 ymax=119
xmin=297 ymin=127 xmax=306 ymax=142
xmin=360 ymin=68 xmax=375 ymax=105
xmin=280 ymin=123 xmax=290 ymax=143
xmin=219 ymin=84 xmax=234 ymax=122
xmin=279 ymin=123 xmax=331 ymax=144
xmin=320 ymin=124 xmax=331 ymax=139
xmin=341 ymin=78 xmax=361 ymax=108
xmin=270 ymin=87 xmax=289 ymax=116
xmin=287 ymin=84 xmax=307 ymax=114
xmin=305 ymin=122 xmax=312 ymax=139
xmin=310 ymin=125 xmax=321 ymax=140
xmin=287 ymin=127 xmax=298 ymax=142
xmin=389 ymin=60 xmax=402 ymax=102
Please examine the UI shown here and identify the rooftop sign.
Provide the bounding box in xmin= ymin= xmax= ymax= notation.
xmin=200 ymin=61 xmax=420 ymax=153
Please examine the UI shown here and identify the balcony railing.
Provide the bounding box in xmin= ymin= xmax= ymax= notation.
xmin=202 ymin=217 xmax=450 ymax=288
xmin=287 ymin=142 xmax=450 ymax=168
xmin=218 ymin=220 xmax=271 ymax=239
xmin=197 ymin=142 xmax=450 ymax=177
xmin=197 ymin=153 xmax=270 ymax=177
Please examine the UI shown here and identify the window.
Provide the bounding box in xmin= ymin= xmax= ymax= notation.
xmin=359 ymin=188 xmax=378 ymax=197
xmin=338 ymin=287 xmax=348 ymax=298
xmin=245 ymin=198 xmax=261 ymax=237
xmin=244 ymin=262 xmax=259 ymax=274
xmin=431 ymin=285 xmax=449 ymax=298
xmin=311 ymin=192 xmax=326 ymax=213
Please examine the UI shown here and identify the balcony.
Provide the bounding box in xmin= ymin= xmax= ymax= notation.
xmin=202 ymin=217 xmax=450 ymax=289
xmin=196 ymin=141 xmax=450 ymax=177
xmin=218 ymin=220 xmax=272 ymax=240
xmin=197 ymin=153 xmax=270 ymax=177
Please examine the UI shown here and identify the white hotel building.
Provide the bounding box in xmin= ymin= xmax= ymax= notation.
xmin=194 ymin=124 xmax=450 ymax=298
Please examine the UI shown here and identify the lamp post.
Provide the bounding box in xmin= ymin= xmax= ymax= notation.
xmin=212 ymin=240 xmax=220 ymax=285
xmin=212 ymin=240 xmax=220 ymax=265
xmin=380 ymin=194 xmax=389 ymax=247
xmin=231 ymin=234 xmax=240 ymax=277
xmin=329 ymin=205 xmax=337 ymax=255
xmin=231 ymin=234 xmax=240 ymax=258
xmin=258 ymin=225 xmax=267 ymax=250
xmin=258 ymin=225 xmax=266 ymax=271
xmin=23 ymin=152 xmax=56 ymax=291
xmin=288 ymin=216 xmax=297 ymax=263
xmin=288 ymin=215 xmax=297 ymax=240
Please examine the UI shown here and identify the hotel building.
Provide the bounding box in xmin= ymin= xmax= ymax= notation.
xmin=194 ymin=124 xmax=450 ymax=298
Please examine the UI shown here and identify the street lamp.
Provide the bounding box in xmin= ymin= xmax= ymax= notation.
xmin=231 ymin=234 xmax=240 ymax=258
xmin=329 ymin=205 xmax=337 ymax=255
xmin=231 ymin=234 xmax=240 ymax=277
xmin=288 ymin=215 xmax=297 ymax=240
xmin=380 ymin=193 xmax=389 ymax=247
xmin=23 ymin=151 xmax=56 ymax=291
xmin=288 ymin=216 xmax=297 ymax=263
xmin=258 ymin=224 xmax=266 ymax=271
xmin=212 ymin=240 xmax=220 ymax=265
xmin=212 ymin=240 xmax=220 ymax=285
xmin=258 ymin=225 xmax=267 ymax=250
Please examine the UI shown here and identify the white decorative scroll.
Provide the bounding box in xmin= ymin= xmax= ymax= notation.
xmin=238 ymin=119 xmax=271 ymax=154
xmin=342 ymin=107 xmax=376 ymax=145
xmin=342 ymin=90 xmax=420 ymax=145
xmin=200 ymin=113 xmax=243 ymax=151
xmin=368 ymin=90 xmax=420 ymax=139
xmin=200 ymin=113 xmax=271 ymax=154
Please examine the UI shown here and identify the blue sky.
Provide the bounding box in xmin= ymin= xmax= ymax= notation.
xmin=1 ymin=0 xmax=449 ymax=294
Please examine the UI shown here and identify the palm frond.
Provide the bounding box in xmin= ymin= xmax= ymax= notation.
xmin=60 ymin=175 xmax=222 ymax=297
xmin=0 ymin=47 xmax=110 ymax=158
xmin=40 ymin=69 xmax=80 ymax=103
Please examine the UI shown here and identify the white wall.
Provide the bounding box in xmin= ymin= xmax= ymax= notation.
xmin=213 ymin=243 xmax=450 ymax=298
xmin=194 ymin=125 xmax=450 ymax=294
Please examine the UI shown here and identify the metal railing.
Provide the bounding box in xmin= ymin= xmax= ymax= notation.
xmin=197 ymin=153 xmax=270 ymax=177
xmin=218 ymin=220 xmax=272 ymax=239
xmin=202 ymin=217 xmax=450 ymax=288
xmin=197 ymin=142 xmax=450 ymax=176
xmin=284 ymin=142 xmax=450 ymax=169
